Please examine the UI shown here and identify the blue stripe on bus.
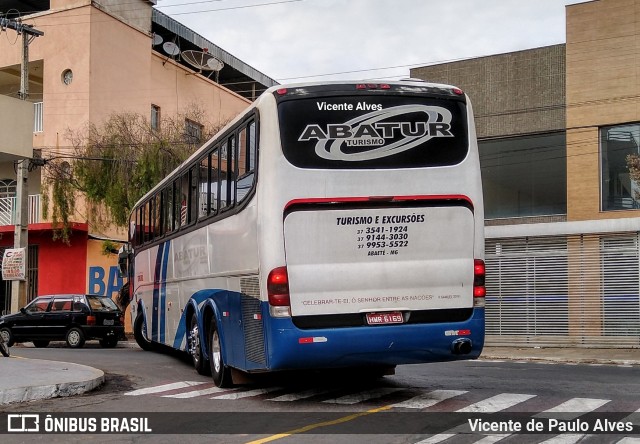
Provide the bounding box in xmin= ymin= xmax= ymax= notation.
xmin=151 ymin=242 xmax=165 ymax=341
xmin=159 ymin=242 xmax=170 ymax=343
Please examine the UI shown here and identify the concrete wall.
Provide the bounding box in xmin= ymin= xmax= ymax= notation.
xmin=410 ymin=45 xmax=566 ymax=139
xmin=0 ymin=95 xmax=33 ymax=160
xmin=566 ymin=0 xmax=640 ymax=221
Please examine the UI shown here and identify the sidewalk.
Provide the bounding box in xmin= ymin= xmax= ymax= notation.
xmin=0 ymin=345 xmax=638 ymax=405
xmin=0 ymin=355 xmax=104 ymax=405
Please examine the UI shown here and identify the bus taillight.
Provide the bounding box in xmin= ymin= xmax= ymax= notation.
xmin=268 ymin=267 xmax=291 ymax=317
xmin=473 ymin=259 xmax=486 ymax=307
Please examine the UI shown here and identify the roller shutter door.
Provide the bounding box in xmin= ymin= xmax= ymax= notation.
xmin=485 ymin=233 xmax=640 ymax=348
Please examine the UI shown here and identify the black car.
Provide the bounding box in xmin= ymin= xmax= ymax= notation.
xmin=0 ymin=294 xmax=125 ymax=348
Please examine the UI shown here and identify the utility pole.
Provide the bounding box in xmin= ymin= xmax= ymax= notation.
xmin=0 ymin=15 xmax=43 ymax=312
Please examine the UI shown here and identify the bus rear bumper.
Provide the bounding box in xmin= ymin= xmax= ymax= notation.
xmin=265 ymin=308 xmax=485 ymax=370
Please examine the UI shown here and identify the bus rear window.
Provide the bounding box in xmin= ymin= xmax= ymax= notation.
xmin=278 ymin=95 xmax=469 ymax=169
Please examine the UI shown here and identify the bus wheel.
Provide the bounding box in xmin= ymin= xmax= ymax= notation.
xmin=208 ymin=318 xmax=232 ymax=388
xmin=134 ymin=314 xmax=153 ymax=351
xmin=189 ymin=314 xmax=210 ymax=375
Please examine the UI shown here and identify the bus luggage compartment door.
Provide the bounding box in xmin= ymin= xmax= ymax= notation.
xmin=283 ymin=204 xmax=476 ymax=318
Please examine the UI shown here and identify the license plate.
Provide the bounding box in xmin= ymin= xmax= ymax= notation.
xmin=366 ymin=312 xmax=404 ymax=325
xmin=103 ymin=319 xmax=114 ymax=326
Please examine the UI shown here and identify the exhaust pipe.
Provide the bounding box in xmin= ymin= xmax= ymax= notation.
xmin=451 ymin=338 xmax=472 ymax=355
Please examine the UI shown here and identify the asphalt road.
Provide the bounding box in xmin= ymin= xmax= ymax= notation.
xmin=3 ymin=341 xmax=640 ymax=444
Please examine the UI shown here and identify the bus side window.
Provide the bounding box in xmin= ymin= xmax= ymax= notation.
xmin=143 ymin=201 xmax=152 ymax=243
xmin=189 ymin=165 xmax=198 ymax=224
xmin=162 ymin=186 xmax=173 ymax=234
xmin=173 ymin=178 xmax=182 ymax=230
xmin=199 ymin=154 xmax=210 ymax=219
xmin=154 ymin=193 xmax=162 ymax=238
xmin=237 ymin=121 xmax=256 ymax=202
xmin=220 ymin=136 xmax=235 ymax=210
xmin=210 ymin=147 xmax=220 ymax=215
xmin=180 ymin=173 xmax=189 ymax=227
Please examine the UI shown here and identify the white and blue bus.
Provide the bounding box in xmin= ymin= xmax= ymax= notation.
xmin=125 ymin=80 xmax=485 ymax=387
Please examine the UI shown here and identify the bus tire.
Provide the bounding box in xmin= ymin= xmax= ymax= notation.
xmin=208 ymin=318 xmax=232 ymax=388
xmin=189 ymin=313 xmax=210 ymax=375
xmin=134 ymin=314 xmax=154 ymax=351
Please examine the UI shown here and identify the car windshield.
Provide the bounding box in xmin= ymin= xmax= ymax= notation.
xmin=86 ymin=296 xmax=119 ymax=312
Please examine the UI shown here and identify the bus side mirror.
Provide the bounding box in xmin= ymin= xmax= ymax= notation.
xmin=118 ymin=251 xmax=129 ymax=278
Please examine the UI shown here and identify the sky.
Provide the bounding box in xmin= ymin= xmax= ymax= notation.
xmin=154 ymin=0 xmax=589 ymax=84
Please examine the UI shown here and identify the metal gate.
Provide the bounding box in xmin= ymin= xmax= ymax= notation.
xmin=485 ymin=232 xmax=640 ymax=348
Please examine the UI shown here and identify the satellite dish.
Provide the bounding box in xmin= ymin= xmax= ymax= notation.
xmin=181 ymin=50 xmax=224 ymax=72
xmin=163 ymin=42 xmax=180 ymax=56
xmin=152 ymin=33 xmax=163 ymax=46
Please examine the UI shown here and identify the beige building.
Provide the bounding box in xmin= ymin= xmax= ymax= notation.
xmin=0 ymin=0 xmax=276 ymax=314
xmin=412 ymin=0 xmax=640 ymax=348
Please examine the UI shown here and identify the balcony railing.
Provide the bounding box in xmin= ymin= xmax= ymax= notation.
xmin=0 ymin=195 xmax=42 ymax=226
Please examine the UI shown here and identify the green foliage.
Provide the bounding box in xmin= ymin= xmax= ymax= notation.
xmin=45 ymin=107 xmax=226 ymax=239
xmin=101 ymin=240 xmax=120 ymax=255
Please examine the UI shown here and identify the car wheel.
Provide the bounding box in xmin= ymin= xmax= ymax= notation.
xmin=32 ymin=340 xmax=50 ymax=348
xmin=189 ymin=313 xmax=210 ymax=375
xmin=133 ymin=314 xmax=153 ymax=351
xmin=66 ymin=327 xmax=85 ymax=348
xmin=208 ymin=318 xmax=232 ymax=388
xmin=0 ymin=327 xmax=14 ymax=347
xmin=99 ymin=338 xmax=118 ymax=348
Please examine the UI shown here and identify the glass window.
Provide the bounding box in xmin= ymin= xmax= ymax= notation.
xmin=238 ymin=121 xmax=256 ymax=202
xmin=220 ymin=136 xmax=235 ymax=210
xmin=480 ymin=132 xmax=566 ymax=219
xmin=151 ymin=105 xmax=161 ymax=131
xmin=601 ymin=123 xmax=640 ymax=211
xmin=199 ymin=155 xmax=210 ymax=219
xmin=210 ymin=148 xmax=220 ymax=214
xmin=162 ymin=186 xmax=173 ymax=233
xmin=278 ymin=95 xmax=468 ymax=169
xmin=86 ymin=296 xmax=119 ymax=312
xmin=153 ymin=193 xmax=162 ymax=238
xmin=143 ymin=201 xmax=152 ymax=243
xmin=189 ymin=166 xmax=198 ymax=224
xmin=0 ymin=179 xmax=16 ymax=199
xmin=185 ymin=119 xmax=203 ymax=145
xmin=51 ymin=298 xmax=73 ymax=312
xmin=173 ymin=179 xmax=182 ymax=230
xmin=25 ymin=297 xmax=51 ymax=313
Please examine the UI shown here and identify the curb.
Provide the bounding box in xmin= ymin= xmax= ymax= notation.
xmin=0 ymin=357 xmax=105 ymax=405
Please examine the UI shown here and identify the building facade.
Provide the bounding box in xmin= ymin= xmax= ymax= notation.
xmin=412 ymin=0 xmax=640 ymax=348
xmin=0 ymin=0 xmax=276 ymax=317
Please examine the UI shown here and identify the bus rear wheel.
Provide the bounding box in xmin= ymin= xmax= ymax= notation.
xmin=208 ymin=318 xmax=232 ymax=388
xmin=134 ymin=314 xmax=153 ymax=351
xmin=189 ymin=314 xmax=210 ymax=375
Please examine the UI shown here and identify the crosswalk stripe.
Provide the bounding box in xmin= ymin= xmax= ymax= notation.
xmin=322 ymin=387 xmax=404 ymax=405
xmin=474 ymin=435 xmax=510 ymax=444
xmin=124 ymin=381 xmax=208 ymax=396
xmin=211 ymin=387 xmax=282 ymax=400
xmin=163 ymin=386 xmax=234 ymax=398
xmin=392 ymin=389 xmax=467 ymax=409
xmin=617 ymin=438 xmax=640 ymax=443
xmin=268 ymin=388 xmax=333 ymax=402
xmin=539 ymin=434 xmax=587 ymax=444
xmin=621 ymin=408 xmax=640 ymax=424
xmin=536 ymin=397 xmax=610 ymax=417
xmin=414 ymin=433 xmax=456 ymax=444
xmin=457 ymin=393 xmax=536 ymax=413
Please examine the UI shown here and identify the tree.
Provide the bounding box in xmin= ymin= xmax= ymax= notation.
xmin=43 ymin=107 xmax=227 ymax=242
